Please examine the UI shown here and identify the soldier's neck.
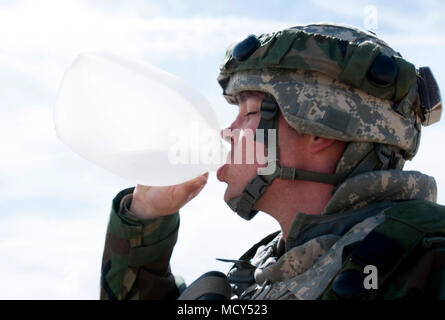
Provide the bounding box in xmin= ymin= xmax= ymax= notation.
xmin=259 ymin=179 xmax=334 ymax=241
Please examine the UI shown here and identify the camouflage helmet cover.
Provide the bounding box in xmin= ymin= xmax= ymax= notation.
xmin=217 ymin=23 xmax=431 ymax=160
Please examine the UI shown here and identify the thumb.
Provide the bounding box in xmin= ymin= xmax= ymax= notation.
xmin=174 ymin=172 xmax=209 ymax=202
xmin=186 ymin=176 xmax=209 ymax=201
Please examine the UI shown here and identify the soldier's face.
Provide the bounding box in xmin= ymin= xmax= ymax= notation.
xmin=217 ymin=91 xmax=268 ymax=203
xmin=217 ymin=90 xmax=347 ymax=214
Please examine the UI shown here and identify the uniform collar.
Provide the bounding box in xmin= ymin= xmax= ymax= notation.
xmin=284 ymin=170 xmax=437 ymax=252
xmin=323 ymin=170 xmax=437 ymax=214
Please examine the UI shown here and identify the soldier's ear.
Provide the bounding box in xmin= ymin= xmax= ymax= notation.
xmin=308 ymin=136 xmax=337 ymax=154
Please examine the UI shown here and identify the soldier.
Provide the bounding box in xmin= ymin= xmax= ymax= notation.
xmin=100 ymin=23 xmax=445 ymax=300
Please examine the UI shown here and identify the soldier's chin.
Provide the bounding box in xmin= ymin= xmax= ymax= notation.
xmin=223 ymin=185 xmax=237 ymax=203
xmin=223 ymin=183 xmax=243 ymax=203
xmin=223 ymin=188 xmax=231 ymax=203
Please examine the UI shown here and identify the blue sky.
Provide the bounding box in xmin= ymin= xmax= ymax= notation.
xmin=0 ymin=0 xmax=444 ymax=299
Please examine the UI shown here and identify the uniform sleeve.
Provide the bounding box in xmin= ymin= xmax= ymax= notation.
xmin=100 ymin=187 xmax=180 ymax=300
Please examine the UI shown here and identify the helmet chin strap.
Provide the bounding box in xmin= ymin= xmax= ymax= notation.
xmin=227 ymin=94 xmax=347 ymax=220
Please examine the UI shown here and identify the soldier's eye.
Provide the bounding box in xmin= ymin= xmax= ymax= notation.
xmin=245 ymin=112 xmax=258 ymax=117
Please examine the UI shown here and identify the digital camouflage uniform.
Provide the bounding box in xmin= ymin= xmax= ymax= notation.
xmin=100 ymin=24 xmax=445 ymax=300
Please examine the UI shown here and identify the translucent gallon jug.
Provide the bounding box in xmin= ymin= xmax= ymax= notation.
xmin=54 ymin=52 xmax=226 ymax=186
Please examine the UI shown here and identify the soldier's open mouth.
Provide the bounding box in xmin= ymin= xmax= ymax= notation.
xmin=217 ymin=148 xmax=232 ymax=180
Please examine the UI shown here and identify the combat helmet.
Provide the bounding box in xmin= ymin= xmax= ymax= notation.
xmin=217 ymin=23 xmax=442 ymax=220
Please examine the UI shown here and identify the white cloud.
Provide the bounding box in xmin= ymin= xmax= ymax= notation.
xmin=0 ymin=0 xmax=290 ymax=93
xmin=311 ymin=0 xmax=445 ymax=40
xmin=404 ymin=123 xmax=445 ymax=205
xmin=0 ymin=213 xmax=106 ymax=299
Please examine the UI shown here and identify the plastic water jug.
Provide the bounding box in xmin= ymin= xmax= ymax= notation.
xmin=54 ymin=52 xmax=226 ymax=186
